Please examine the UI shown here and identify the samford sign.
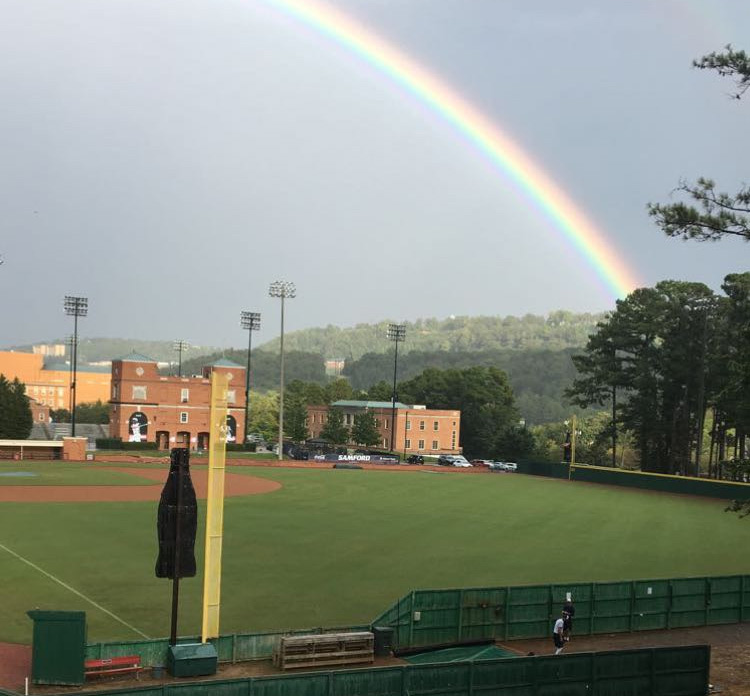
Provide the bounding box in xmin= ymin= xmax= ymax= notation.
xmin=314 ymin=453 xmax=400 ymax=464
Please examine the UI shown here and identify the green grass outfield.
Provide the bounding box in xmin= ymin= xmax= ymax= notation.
xmin=0 ymin=463 xmax=748 ymax=645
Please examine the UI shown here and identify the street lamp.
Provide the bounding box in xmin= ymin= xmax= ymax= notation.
xmin=64 ymin=296 xmax=88 ymax=437
xmin=269 ymin=281 xmax=296 ymax=461
xmin=173 ymin=340 xmax=189 ymax=377
xmin=387 ymin=323 xmax=406 ymax=452
xmin=240 ymin=311 xmax=261 ymax=445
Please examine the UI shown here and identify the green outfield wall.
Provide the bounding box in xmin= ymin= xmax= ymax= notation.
xmin=517 ymin=461 xmax=750 ymax=499
xmin=372 ymin=575 xmax=750 ymax=651
xmin=50 ymin=645 xmax=710 ymax=696
xmin=85 ymin=625 xmax=368 ymax=668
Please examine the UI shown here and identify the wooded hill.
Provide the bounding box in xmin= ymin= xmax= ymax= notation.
xmin=257 ymin=311 xmax=605 ymax=360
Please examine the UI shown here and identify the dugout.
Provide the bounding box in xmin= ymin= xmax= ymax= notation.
xmin=0 ymin=437 xmax=86 ymax=461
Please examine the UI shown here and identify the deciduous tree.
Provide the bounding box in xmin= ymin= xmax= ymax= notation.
xmin=0 ymin=375 xmax=33 ymax=439
xmin=320 ymin=408 xmax=350 ymax=446
xmin=351 ymin=409 xmax=381 ymax=448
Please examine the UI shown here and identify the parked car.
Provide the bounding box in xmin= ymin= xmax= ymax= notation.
xmin=450 ymin=455 xmax=473 ymax=468
xmin=490 ymin=461 xmax=517 ymax=472
xmin=437 ymin=454 xmax=456 ymax=466
xmin=471 ymin=459 xmax=493 ymax=468
xmin=406 ymin=454 xmax=424 ymax=465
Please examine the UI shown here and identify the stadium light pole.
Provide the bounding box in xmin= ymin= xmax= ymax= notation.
xmin=64 ymin=296 xmax=88 ymax=437
xmin=269 ymin=281 xmax=296 ymax=461
xmin=240 ymin=311 xmax=261 ymax=444
xmin=173 ymin=340 xmax=189 ymax=377
xmin=387 ymin=323 xmax=406 ymax=452
xmin=65 ymin=334 xmax=78 ymax=414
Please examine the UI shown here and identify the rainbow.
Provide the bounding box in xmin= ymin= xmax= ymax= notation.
xmin=263 ymin=0 xmax=641 ymax=299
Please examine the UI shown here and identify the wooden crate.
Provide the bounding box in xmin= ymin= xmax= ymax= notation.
xmin=273 ymin=631 xmax=374 ymax=670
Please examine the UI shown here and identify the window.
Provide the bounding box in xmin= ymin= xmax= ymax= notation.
xmin=180 ymin=412 xmax=189 ymax=424
xmin=345 ymin=413 xmax=352 ymax=425
xmin=405 ymin=420 xmax=411 ymax=430
xmin=112 ymin=384 xmax=120 ymax=399
xmin=384 ymin=420 xmax=388 ymax=430
xmin=39 ymin=413 xmax=45 ymax=421
xmin=226 ymin=390 xmax=236 ymax=403
xmin=451 ymin=431 xmax=457 ymax=450
xmin=405 ymin=439 xmax=411 ymax=449
xmin=419 ymin=420 xmax=425 ymax=430
xmin=433 ymin=421 xmax=439 ymax=431
xmin=132 ymin=386 xmax=147 ymax=400
xmin=181 ymin=388 xmax=189 ymax=403
xmin=432 ymin=440 xmax=438 ymax=450
xmin=418 ymin=439 xmax=425 ymax=450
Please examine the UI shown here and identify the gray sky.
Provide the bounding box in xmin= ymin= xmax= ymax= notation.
xmin=1 ymin=0 xmax=747 ymax=349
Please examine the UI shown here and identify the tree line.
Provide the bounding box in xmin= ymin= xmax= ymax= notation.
xmin=567 ymin=275 xmax=749 ymax=475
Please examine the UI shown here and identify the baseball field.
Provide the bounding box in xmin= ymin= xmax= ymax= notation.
xmin=1 ymin=460 xmax=748 ymax=646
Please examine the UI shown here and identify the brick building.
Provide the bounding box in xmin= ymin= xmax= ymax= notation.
xmin=109 ymin=353 xmax=246 ymax=450
xmin=306 ymin=400 xmax=462 ymax=455
xmin=0 ymin=350 xmax=111 ymax=410
xmin=28 ymin=398 xmax=50 ymax=424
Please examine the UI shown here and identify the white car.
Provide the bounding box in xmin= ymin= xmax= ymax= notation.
xmin=450 ymin=456 xmax=473 ymax=468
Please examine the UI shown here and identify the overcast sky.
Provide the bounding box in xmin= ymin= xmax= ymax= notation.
xmin=1 ymin=0 xmax=747 ymax=349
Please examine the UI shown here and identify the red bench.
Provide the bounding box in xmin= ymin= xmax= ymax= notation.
xmin=85 ymin=655 xmax=143 ymax=680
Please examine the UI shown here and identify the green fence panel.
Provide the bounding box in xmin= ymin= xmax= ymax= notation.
xmin=407 ymin=662 xmax=470 ymax=696
xmin=506 ymin=585 xmax=552 ymax=640
xmin=410 ymin=590 xmax=462 ymax=648
xmin=592 ymin=582 xmax=632 ymax=634
xmin=331 ymin=667 xmax=403 ymax=696
xmin=708 ymin=575 xmax=743 ymax=625
xmin=517 ymin=461 xmax=570 ymax=479
xmin=460 ymin=587 xmax=507 ymax=642
xmin=472 ymin=658 xmax=536 ymax=692
xmin=252 ymin=673 xmax=330 ymax=696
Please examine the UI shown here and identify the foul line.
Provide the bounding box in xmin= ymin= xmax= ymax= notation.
xmin=0 ymin=542 xmax=150 ymax=639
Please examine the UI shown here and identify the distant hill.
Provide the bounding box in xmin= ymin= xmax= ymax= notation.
xmin=6 ymin=338 xmax=222 ymax=365
xmin=256 ymin=311 xmax=606 ymax=360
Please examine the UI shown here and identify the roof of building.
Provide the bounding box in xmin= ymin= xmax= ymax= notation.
xmin=116 ymin=351 xmax=157 ymax=363
xmin=44 ymin=360 xmax=111 ymax=373
xmin=210 ymin=358 xmax=243 ymax=368
xmin=332 ymin=400 xmax=409 ymax=410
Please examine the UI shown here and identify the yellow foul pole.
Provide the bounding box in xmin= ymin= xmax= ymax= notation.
xmin=201 ymin=371 xmax=229 ymax=642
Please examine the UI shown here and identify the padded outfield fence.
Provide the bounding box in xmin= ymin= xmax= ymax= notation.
xmin=86 ymin=575 xmax=748 ymax=668
xmin=518 ymin=461 xmax=750 ymax=499
xmin=372 ymin=575 xmax=750 ymax=651
xmin=54 ymin=645 xmax=710 ymax=696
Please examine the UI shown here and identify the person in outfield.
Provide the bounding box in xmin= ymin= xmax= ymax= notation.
xmin=562 ymin=599 xmax=575 ymax=642
xmin=553 ymin=613 xmax=565 ymax=655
